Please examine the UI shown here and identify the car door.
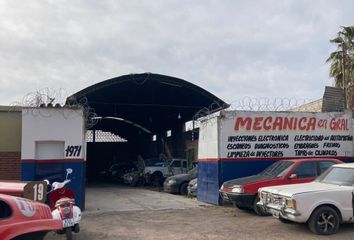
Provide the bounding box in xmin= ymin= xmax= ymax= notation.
xmin=182 ymin=160 xmax=188 ymax=173
xmin=171 ymin=160 xmax=182 ymax=175
xmin=288 ymin=161 xmax=318 ymax=184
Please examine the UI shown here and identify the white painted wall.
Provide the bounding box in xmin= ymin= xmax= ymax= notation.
xmin=35 ymin=141 xmax=65 ymax=160
xmin=21 ymin=107 xmax=85 ymax=160
xmin=198 ymin=116 xmax=219 ymax=159
xmin=218 ymin=110 xmax=353 ymax=159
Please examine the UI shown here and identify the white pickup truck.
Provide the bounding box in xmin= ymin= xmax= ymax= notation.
xmin=143 ymin=158 xmax=188 ymax=184
xmin=258 ymin=162 xmax=354 ymax=235
xmin=123 ymin=157 xmax=188 ymax=186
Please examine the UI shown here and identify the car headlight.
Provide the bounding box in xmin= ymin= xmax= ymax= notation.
xmin=167 ymin=179 xmax=176 ymax=185
xmin=231 ymin=186 xmax=244 ymax=193
xmin=285 ymin=198 xmax=296 ymax=210
xmin=193 ymin=183 xmax=197 ymax=188
xmin=260 ymin=191 xmax=267 ymax=201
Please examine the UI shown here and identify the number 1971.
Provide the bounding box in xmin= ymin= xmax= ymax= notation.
xmin=65 ymin=145 xmax=82 ymax=157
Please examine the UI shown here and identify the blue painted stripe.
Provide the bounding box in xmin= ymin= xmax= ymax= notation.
xmin=21 ymin=161 xmax=86 ymax=210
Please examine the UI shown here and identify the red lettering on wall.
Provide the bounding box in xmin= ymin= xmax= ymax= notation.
xmin=253 ymin=117 xmax=263 ymax=131
xmin=263 ymin=117 xmax=272 ymax=130
xmin=272 ymin=117 xmax=283 ymax=130
xmin=307 ymin=118 xmax=316 ymax=131
xmin=234 ymin=117 xmax=252 ymax=131
xmin=299 ymin=117 xmax=307 ymax=130
xmin=233 ymin=116 xmax=329 ymax=132
xmin=283 ymin=117 xmax=294 ymax=130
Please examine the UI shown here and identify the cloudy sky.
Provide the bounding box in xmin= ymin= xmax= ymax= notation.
xmin=0 ymin=0 xmax=353 ymax=107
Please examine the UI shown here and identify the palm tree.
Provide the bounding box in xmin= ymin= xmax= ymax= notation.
xmin=326 ymin=26 xmax=354 ymax=89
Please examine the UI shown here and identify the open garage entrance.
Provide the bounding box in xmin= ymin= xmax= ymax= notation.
xmin=67 ymin=73 xmax=228 ymax=183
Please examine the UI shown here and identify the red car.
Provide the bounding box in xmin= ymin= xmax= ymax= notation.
xmin=0 ymin=181 xmax=27 ymax=197
xmin=0 ymin=193 xmax=62 ymax=240
xmin=219 ymin=158 xmax=343 ymax=215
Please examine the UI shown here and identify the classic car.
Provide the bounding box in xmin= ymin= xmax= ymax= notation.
xmin=0 ymin=193 xmax=62 ymax=240
xmin=187 ymin=178 xmax=197 ymax=197
xmin=163 ymin=167 xmax=197 ymax=195
xmin=0 ymin=180 xmax=48 ymax=203
xmin=0 ymin=181 xmax=27 ymax=197
xmin=258 ymin=162 xmax=354 ymax=235
xmin=219 ymin=158 xmax=342 ymax=215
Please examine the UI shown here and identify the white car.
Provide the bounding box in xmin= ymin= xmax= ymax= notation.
xmin=258 ymin=163 xmax=354 ymax=235
xmin=144 ymin=158 xmax=188 ymax=184
xmin=123 ymin=158 xmax=188 ymax=186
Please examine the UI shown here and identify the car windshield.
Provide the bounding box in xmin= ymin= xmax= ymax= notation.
xmin=316 ymin=167 xmax=354 ymax=186
xmin=260 ymin=161 xmax=295 ymax=177
xmin=144 ymin=158 xmax=164 ymax=167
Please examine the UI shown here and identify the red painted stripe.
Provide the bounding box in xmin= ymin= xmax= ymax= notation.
xmin=197 ymin=158 xmax=219 ymax=162
xmin=21 ymin=158 xmax=85 ymax=163
xmin=198 ymin=156 xmax=352 ymax=162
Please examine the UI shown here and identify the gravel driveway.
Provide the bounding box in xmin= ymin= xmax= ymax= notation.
xmin=45 ymin=184 xmax=354 ymax=240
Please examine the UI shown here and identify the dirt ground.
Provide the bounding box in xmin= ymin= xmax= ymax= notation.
xmin=46 ymin=203 xmax=354 ymax=240
xmin=44 ymin=185 xmax=354 ymax=240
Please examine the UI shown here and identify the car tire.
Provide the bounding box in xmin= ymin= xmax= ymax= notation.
xmin=65 ymin=228 xmax=73 ymax=240
xmin=136 ymin=177 xmax=146 ymax=186
xmin=179 ymin=182 xmax=188 ymax=195
xmin=74 ymin=224 xmax=80 ymax=233
xmin=253 ymin=196 xmax=270 ymax=216
xmin=308 ymin=206 xmax=340 ymax=235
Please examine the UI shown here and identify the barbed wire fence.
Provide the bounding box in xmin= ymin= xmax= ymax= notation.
xmin=9 ymin=88 xmax=98 ymax=129
xmin=9 ymin=87 xmax=341 ymax=131
xmin=193 ymin=97 xmax=324 ymax=123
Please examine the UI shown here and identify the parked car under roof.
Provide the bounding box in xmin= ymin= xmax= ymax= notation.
xmin=187 ymin=178 xmax=197 ymax=197
xmin=163 ymin=167 xmax=197 ymax=195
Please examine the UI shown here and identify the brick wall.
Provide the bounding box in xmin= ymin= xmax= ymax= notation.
xmin=0 ymin=152 xmax=21 ymax=180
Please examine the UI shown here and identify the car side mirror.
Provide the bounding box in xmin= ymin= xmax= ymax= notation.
xmin=288 ymin=173 xmax=298 ymax=180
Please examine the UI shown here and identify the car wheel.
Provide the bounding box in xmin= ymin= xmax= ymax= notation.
xmin=74 ymin=224 xmax=80 ymax=233
xmin=253 ymin=196 xmax=270 ymax=216
xmin=179 ymin=182 xmax=188 ymax=195
xmin=308 ymin=206 xmax=340 ymax=235
xmin=136 ymin=177 xmax=146 ymax=186
xmin=65 ymin=228 xmax=73 ymax=240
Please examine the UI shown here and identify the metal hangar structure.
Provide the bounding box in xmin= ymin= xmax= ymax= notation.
xmin=67 ymin=73 xmax=228 ymax=181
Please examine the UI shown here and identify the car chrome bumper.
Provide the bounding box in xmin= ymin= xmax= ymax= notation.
xmin=187 ymin=187 xmax=197 ymax=196
xmin=257 ymin=201 xmax=301 ymax=220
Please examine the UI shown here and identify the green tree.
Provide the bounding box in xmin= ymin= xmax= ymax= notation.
xmin=326 ymin=26 xmax=354 ymax=88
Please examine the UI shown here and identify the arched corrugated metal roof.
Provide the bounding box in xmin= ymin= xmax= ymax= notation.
xmin=67 ymin=73 xmax=228 ymax=134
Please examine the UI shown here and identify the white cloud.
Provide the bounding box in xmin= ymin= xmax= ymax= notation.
xmin=0 ymin=0 xmax=353 ymax=106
